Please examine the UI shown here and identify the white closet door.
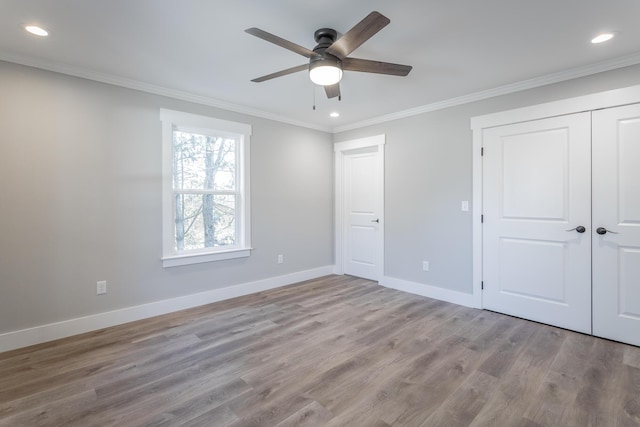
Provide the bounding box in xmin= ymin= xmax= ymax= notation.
xmin=593 ymin=103 xmax=640 ymax=347
xmin=482 ymin=112 xmax=592 ymax=333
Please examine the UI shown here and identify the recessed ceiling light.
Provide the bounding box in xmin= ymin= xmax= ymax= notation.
xmin=25 ymin=25 xmax=49 ymax=37
xmin=330 ymin=112 xmax=340 ymax=118
xmin=591 ymin=33 xmax=614 ymax=44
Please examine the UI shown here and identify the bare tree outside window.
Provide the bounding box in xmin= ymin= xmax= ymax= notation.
xmin=161 ymin=109 xmax=251 ymax=267
xmin=172 ymin=130 xmax=237 ymax=251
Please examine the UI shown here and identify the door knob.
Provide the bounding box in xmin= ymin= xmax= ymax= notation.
xmin=596 ymin=227 xmax=618 ymax=235
xmin=371 ymin=219 xmax=379 ymax=223
xmin=566 ymin=226 xmax=586 ymax=233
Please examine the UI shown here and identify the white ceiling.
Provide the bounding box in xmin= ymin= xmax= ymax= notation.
xmin=2 ymin=0 xmax=640 ymax=132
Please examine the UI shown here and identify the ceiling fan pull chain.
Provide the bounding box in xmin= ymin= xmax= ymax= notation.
xmin=312 ymin=84 xmax=316 ymax=110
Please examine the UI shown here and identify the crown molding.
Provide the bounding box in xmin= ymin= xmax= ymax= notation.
xmin=3 ymin=50 xmax=640 ymax=135
xmin=332 ymin=51 xmax=640 ymax=133
xmin=0 ymin=52 xmax=332 ymax=133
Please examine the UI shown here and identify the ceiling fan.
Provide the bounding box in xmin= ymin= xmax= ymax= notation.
xmin=245 ymin=11 xmax=413 ymax=100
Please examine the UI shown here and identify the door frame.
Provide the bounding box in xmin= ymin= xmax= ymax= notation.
xmin=334 ymin=134 xmax=385 ymax=280
xmin=471 ymin=84 xmax=640 ymax=309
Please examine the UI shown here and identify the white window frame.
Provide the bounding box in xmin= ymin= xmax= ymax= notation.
xmin=160 ymin=109 xmax=252 ymax=267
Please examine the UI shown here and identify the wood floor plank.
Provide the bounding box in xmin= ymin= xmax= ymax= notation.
xmin=178 ymin=404 xmax=238 ymax=427
xmin=134 ymin=378 xmax=252 ymax=427
xmin=274 ymin=401 xmax=333 ymax=427
xmin=620 ymin=365 xmax=640 ymax=425
xmin=469 ymin=326 xmax=568 ymax=427
xmin=557 ymin=337 xmax=624 ymax=426
xmin=307 ymin=312 xmax=478 ymax=426
xmin=1 ymin=275 xmax=639 ymax=427
xmin=419 ymin=371 xmax=499 ymax=427
xmin=476 ymin=320 xmax=539 ymax=379
xmin=625 ymin=346 xmax=640 ymax=370
xmin=381 ymin=344 xmax=485 ymax=426
xmin=227 ymin=389 xmax=313 ymax=427
xmin=0 ymin=333 xmax=202 ymax=394
xmin=0 ymin=389 xmax=97 ymax=427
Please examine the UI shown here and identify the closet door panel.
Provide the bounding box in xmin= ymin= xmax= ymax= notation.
xmin=593 ymin=103 xmax=640 ymax=347
xmin=482 ymin=112 xmax=592 ymax=333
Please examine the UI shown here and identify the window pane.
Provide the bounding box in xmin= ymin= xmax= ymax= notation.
xmin=172 ymin=130 xmax=236 ymax=191
xmin=174 ymin=194 xmax=236 ymax=251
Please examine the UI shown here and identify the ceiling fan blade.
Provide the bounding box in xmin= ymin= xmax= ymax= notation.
xmin=245 ymin=28 xmax=318 ymax=58
xmin=342 ymin=57 xmax=412 ymax=76
xmin=251 ymin=64 xmax=308 ymax=82
xmin=325 ymin=11 xmax=390 ymax=60
xmin=324 ymin=83 xmax=341 ymax=99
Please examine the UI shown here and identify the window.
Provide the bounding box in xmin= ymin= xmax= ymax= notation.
xmin=160 ymin=109 xmax=251 ymax=267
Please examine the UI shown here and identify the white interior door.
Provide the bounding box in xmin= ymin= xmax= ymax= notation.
xmin=592 ymin=103 xmax=640 ymax=347
xmin=482 ymin=112 xmax=592 ymax=333
xmin=342 ymin=146 xmax=382 ymax=281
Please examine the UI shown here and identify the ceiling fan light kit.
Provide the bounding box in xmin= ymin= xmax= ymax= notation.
xmin=309 ymin=28 xmax=343 ymax=86
xmin=309 ymin=56 xmax=343 ymax=86
xmin=246 ymin=11 xmax=412 ymax=99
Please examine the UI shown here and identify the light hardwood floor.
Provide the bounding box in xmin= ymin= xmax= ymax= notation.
xmin=1 ymin=275 xmax=639 ymax=426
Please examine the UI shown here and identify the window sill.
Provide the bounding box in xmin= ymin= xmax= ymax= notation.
xmin=162 ymin=248 xmax=252 ymax=268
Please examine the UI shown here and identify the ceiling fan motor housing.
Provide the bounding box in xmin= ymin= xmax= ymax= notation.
xmin=313 ymin=28 xmax=338 ymax=48
xmin=309 ymin=53 xmax=342 ymax=69
xmin=310 ymin=28 xmax=342 ymax=77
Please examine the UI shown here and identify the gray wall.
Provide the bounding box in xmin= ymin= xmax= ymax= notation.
xmin=334 ymin=64 xmax=640 ymax=295
xmin=3 ymin=58 xmax=640 ymax=335
xmin=0 ymin=60 xmax=334 ymax=334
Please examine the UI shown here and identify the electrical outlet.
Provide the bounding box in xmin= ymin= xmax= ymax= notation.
xmin=97 ymin=280 xmax=107 ymax=295
xmin=422 ymin=261 xmax=429 ymax=271
xmin=277 ymin=254 xmax=284 ymax=264
xmin=461 ymin=201 xmax=469 ymax=212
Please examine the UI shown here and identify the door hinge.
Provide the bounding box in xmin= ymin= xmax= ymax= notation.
xmin=481 ymin=214 xmax=484 ymax=223
xmin=481 ymin=147 xmax=484 ymax=156
xmin=481 ymin=281 xmax=484 ymax=290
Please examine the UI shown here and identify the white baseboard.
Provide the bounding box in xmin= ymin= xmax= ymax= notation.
xmin=0 ymin=265 xmax=335 ymax=353
xmin=380 ymin=276 xmax=475 ymax=308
